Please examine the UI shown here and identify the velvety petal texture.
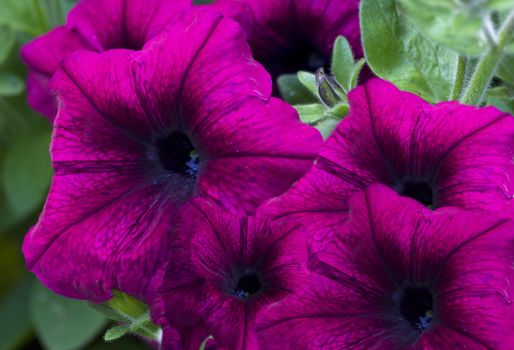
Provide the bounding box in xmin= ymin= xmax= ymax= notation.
xmin=212 ymin=0 xmax=361 ymax=82
xmin=23 ymin=11 xmax=322 ymax=302
xmin=258 ymin=185 xmax=514 ymax=349
xmin=151 ymin=199 xmax=308 ymax=350
xmin=262 ymin=78 xmax=514 ymax=223
xmin=21 ymin=0 xmax=191 ymax=120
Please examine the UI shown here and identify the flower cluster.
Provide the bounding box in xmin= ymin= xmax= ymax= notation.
xmin=21 ymin=0 xmax=514 ymax=349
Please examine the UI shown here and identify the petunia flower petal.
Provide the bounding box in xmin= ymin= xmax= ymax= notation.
xmin=258 ymin=185 xmax=514 ymax=349
xmin=24 ymin=10 xmax=320 ymax=303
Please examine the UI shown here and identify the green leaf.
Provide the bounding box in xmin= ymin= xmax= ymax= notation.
xmin=395 ymin=0 xmax=488 ymax=56
xmin=329 ymin=102 xmax=349 ymax=118
xmin=297 ymin=71 xmax=318 ymax=98
xmin=104 ymin=324 xmax=131 ymax=342
xmin=314 ymin=117 xmax=340 ymax=140
xmin=350 ymin=59 xmax=366 ymax=90
xmin=0 ymin=25 xmax=16 ymax=66
xmin=277 ymin=74 xmax=318 ymax=105
xmin=487 ymin=85 xmax=514 ymax=114
xmin=0 ymin=278 xmax=33 ymax=350
xmin=31 ymin=281 xmax=107 ymax=350
xmin=106 ymin=291 xmax=148 ymax=319
xmin=331 ymin=36 xmax=355 ymax=91
xmin=92 ymin=291 xmax=161 ymax=343
xmin=361 ymin=0 xmax=459 ymax=102
xmin=0 ymin=73 xmax=25 ymax=96
xmin=295 ymin=104 xmax=326 ymax=124
xmin=2 ymin=130 xmax=52 ymax=224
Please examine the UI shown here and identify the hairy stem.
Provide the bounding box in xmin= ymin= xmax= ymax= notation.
xmin=460 ymin=10 xmax=514 ymax=105
xmin=450 ymin=56 xmax=466 ymax=100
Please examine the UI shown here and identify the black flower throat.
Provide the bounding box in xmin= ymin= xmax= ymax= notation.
xmin=396 ymin=180 xmax=435 ymax=208
xmin=156 ymin=131 xmax=199 ymax=176
xmin=400 ymin=287 xmax=433 ymax=332
xmin=233 ymin=272 xmax=262 ymax=300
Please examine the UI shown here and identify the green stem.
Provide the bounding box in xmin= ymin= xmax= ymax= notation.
xmin=460 ymin=10 xmax=514 ymax=105
xmin=450 ymin=56 xmax=466 ymax=100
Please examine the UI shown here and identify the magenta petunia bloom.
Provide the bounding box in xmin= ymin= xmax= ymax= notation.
xmin=259 ymin=185 xmax=514 ymax=349
xmin=211 ymin=0 xmax=361 ymax=83
xmin=22 ymin=11 xmax=322 ymax=302
xmin=262 ymin=78 xmax=514 ymax=228
xmin=150 ymin=199 xmax=307 ymax=350
xmin=21 ymin=0 xmax=191 ymax=120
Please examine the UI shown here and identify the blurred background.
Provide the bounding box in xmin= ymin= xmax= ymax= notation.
xmin=0 ymin=0 xmax=152 ymax=349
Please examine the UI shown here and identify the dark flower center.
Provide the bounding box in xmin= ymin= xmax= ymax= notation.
xmin=233 ymin=272 xmax=261 ymax=300
xmin=400 ymin=287 xmax=433 ymax=332
xmin=397 ymin=180 xmax=434 ymax=207
xmin=261 ymin=40 xmax=328 ymax=81
xmin=156 ymin=131 xmax=199 ymax=176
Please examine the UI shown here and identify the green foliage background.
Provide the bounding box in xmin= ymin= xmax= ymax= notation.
xmin=0 ymin=0 xmax=150 ymax=349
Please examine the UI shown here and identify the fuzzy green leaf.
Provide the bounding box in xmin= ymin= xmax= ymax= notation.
xmin=277 ymin=74 xmax=317 ymax=105
xmin=295 ymin=103 xmax=326 ymax=124
xmin=396 ymin=0 xmax=488 ymax=56
xmin=361 ymin=0 xmax=459 ymax=102
xmin=297 ymin=71 xmax=319 ymax=98
xmin=331 ymin=36 xmax=355 ymax=91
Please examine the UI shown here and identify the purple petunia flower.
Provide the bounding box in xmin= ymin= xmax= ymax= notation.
xmin=211 ymin=0 xmax=361 ymax=83
xmin=150 ymin=199 xmax=307 ymax=350
xmin=21 ymin=0 xmax=191 ymax=120
xmin=262 ymin=78 xmax=514 ymax=228
xmin=22 ymin=10 xmax=322 ymax=302
xmin=258 ymin=185 xmax=514 ymax=349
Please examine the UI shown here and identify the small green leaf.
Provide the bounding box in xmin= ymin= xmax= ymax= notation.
xmin=361 ymin=0 xmax=459 ymax=102
xmin=277 ymin=74 xmax=317 ymax=105
xmin=104 ymin=324 xmax=131 ymax=342
xmin=331 ymin=36 xmax=355 ymax=91
xmin=2 ymin=130 xmax=52 ymax=218
xmin=350 ymin=59 xmax=366 ymax=90
xmin=0 ymin=25 xmax=15 ymax=65
xmin=295 ymin=104 xmax=326 ymax=124
xmin=31 ymin=281 xmax=107 ymax=350
xmin=106 ymin=291 xmax=148 ymax=319
xmin=92 ymin=291 xmax=161 ymax=343
xmin=297 ymin=71 xmax=318 ymax=98
xmin=0 ymin=73 xmax=25 ymax=96
xmin=329 ymin=102 xmax=349 ymax=118
xmin=315 ymin=117 xmax=341 ymax=139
